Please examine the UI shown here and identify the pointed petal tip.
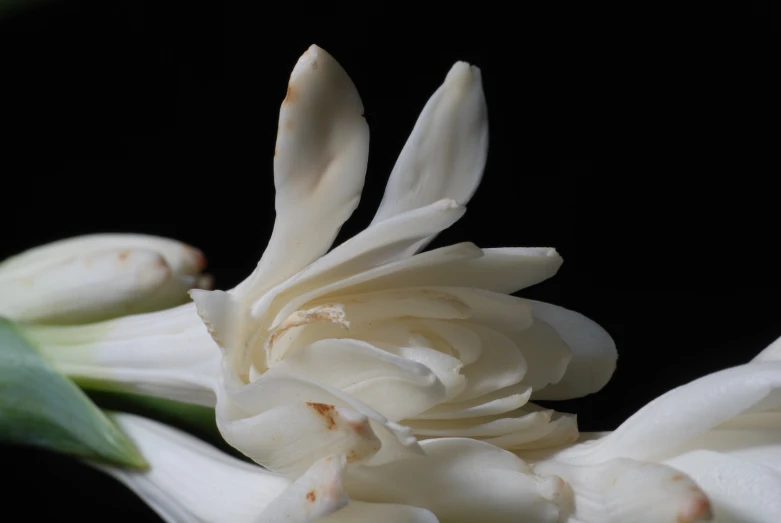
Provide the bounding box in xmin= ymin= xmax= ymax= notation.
xmin=447 ymin=61 xmax=482 ymax=84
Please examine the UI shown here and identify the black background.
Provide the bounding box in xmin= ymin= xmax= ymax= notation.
xmin=1 ymin=1 xmax=778 ymax=520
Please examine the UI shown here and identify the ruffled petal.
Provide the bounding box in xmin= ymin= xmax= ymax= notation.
xmin=344 ymin=438 xmax=564 ymax=523
xmin=258 ymin=455 xmax=349 ymax=522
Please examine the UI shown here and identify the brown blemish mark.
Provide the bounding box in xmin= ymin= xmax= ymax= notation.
xmin=283 ymin=86 xmax=296 ymax=104
xmin=306 ymin=490 xmax=316 ymax=502
xmin=346 ymin=450 xmax=358 ymax=463
xmin=346 ymin=419 xmax=370 ymax=438
xmin=676 ymin=496 xmax=712 ymax=523
xmin=118 ymin=250 xmax=130 ymax=261
xmin=671 ymin=474 xmax=685 ymax=481
xmin=306 ymin=402 xmax=336 ymax=430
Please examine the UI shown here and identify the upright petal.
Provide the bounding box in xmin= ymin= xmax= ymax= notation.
xmin=236 ymin=44 xmax=370 ymax=298
xmin=372 ymin=62 xmax=487 ymax=226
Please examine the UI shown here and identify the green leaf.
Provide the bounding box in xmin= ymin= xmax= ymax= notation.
xmin=0 ymin=317 xmax=148 ymax=469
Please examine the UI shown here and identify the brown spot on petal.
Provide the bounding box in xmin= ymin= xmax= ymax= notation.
xmin=346 ymin=450 xmax=358 ymax=463
xmin=346 ymin=418 xmax=370 ymax=438
xmin=306 ymin=402 xmax=336 ymax=430
xmin=119 ymin=250 xmax=130 ymax=261
xmin=671 ymin=474 xmax=685 ymax=481
xmin=676 ymin=496 xmax=713 ymax=523
xmin=306 ymin=490 xmax=316 ymax=502
xmin=284 ymin=86 xmax=296 ymax=103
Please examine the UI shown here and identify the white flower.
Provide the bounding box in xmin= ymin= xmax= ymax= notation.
xmin=21 ymin=44 xmax=616 ymax=471
xmin=189 ymin=44 xmax=617 ymax=476
xmin=0 ymin=234 xmax=211 ymax=325
xmin=99 ymin=412 xmax=570 ymax=523
xmin=531 ymin=340 xmax=781 ymax=523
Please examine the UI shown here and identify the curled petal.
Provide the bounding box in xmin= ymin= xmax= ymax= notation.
xmin=344 ymin=438 xmax=563 ymax=523
xmin=258 ymin=455 xmax=349 ymax=523
xmin=663 ymin=450 xmax=781 ymax=522
xmin=218 ymin=401 xmax=381 ymax=478
xmin=534 ymin=457 xmax=713 ymax=523
xmin=528 ymin=301 xmax=616 ymax=400
xmin=218 ymin=373 xmax=423 ymax=474
xmin=264 ymin=338 xmax=447 ymax=421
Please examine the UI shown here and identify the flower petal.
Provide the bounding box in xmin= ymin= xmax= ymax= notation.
xmin=258 ymin=455 xmax=349 ymax=523
xmin=528 ymin=301 xmax=617 ymax=400
xmin=411 ymin=383 xmax=532 ymax=420
xmin=372 ymin=62 xmax=487 ymax=233
xmin=28 ymin=304 xmax=220 ymax=406
xmin=0 ymin=248 xmax=171 ymax=324
xmin=663 ymin=450 xmax=781 ymax=522
xmin=95 ymin=413 xmax=289 ymax=523
xmin=235 ymin=44 xmax=370 ymax=297
xmin=0 ymin=233 xmax=205 ymax=277
xmin=344 ymin=438 xmax=564 ymax=523
xmin=218 ymin=373 xmax=423 ymax=474
xmin=754 ymin=334 xmax=781 ymax=362
xmin=264 ymin=338 xmax=447 ymax=420
xmin=321 ymin=502 xmax=439 ymax=523
xmin=555 ymin=362 xmax=781 ymax=464
xmin=534 ymin=457 xmax=713 ymax=523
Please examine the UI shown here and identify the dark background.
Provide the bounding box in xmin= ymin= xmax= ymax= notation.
xmin=1 ymin=1 xmax=778 ymax=520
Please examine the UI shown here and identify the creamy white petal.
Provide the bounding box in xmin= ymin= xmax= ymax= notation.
xmin=27 ymin=303 xmax=220 ymax=406
xmin=754 ymin=334 xmax=781 ymax=362
xmin=218 ymin=373 xmax=423 ymax=472
xmin=321 ymin=502 xmax=439 ymax=523
xmin=0 ymin=248 xmax=170 ymax=324
xmin=411 ymin=383 xmax=532 ymax=420
xmin=555 ymin=362 xmax=781 ymax=464
xmin=452 ymin=323 xmax=527 ymax=402
xmin=263 ymin=338 xmax=447 ymax=420
xmin=663 ymin=450 xmax=781 ymax=523
xmin=218 ymin=400 xmax=381 ymax=478
xmin=359 ymin=247 xmax=563 ymax=294
xmin=259 ymin=455 xmax=349 ymax=523
xmin=528 ymin=301 xmax=617 ymax=400
xmin=252 ymin=199 xmax=466 ymax=325
xmin=235 ymin=44 xmax=369 ymax=298
xmin=405 ymin=409 xmax=553 ymax=438
xmin=372 ymin=62 xmax=487 ymax=229
xmin=534 ymin=457 xmax=713 ymax=523
xmin=508 ymin=318 xmax=573 ymax=392
xmin=486 ymin=412 xmax=578 ymax=450
xmin=95 ymin=413 xmax=289 ymax=523
xmin=344 ymin=438 xmax=563 ymax=523
xmin=0 ymin=233 xmax=206 ymax=277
